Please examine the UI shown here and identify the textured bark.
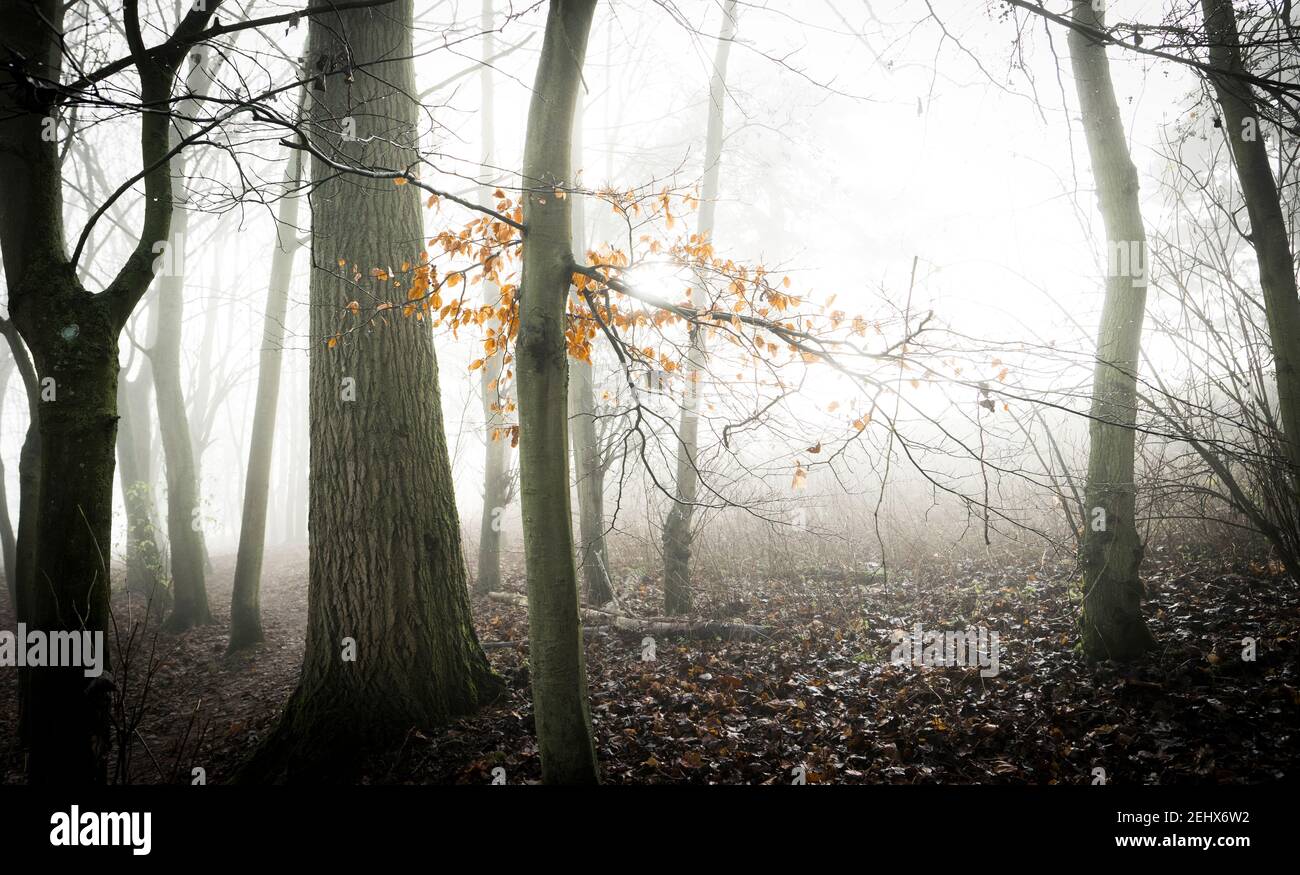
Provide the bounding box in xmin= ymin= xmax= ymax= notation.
xmin=475 ymin=0 xmax=514 ymax=597
xmin=517 ymin=0 xmax=601 ymax=784
xmin=1 ymin=0 xmax=213 ymax=782
xmin=1068 ymin=1 xmax=1155 ymax=661
xmin=568 ymin=93 xmax=613 ymax=607
xmin=229 ymin=88 xmax=307 ymax=651
xmin=154 ymin=50 xmax=214 ymax=632
xmin=663 ymin=1 xmax=736 ymax=615
xmin=239 ymin=0 xmax=499 ymax=781
xmin=1200 ymin=0 xmax=1300 ymax=496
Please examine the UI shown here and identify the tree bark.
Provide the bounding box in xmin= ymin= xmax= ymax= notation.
xmin=663 ymin=0 xmax=737 ymax=615
xmin=239 ymin=0 xmax=500 ymax=780
xmin=1068 ymin=0 xmax=1155 ymax=661
xmin=1200 ymin=0 xmax=1300 ymax=497
xmin=154 ymin=49 xmax=214 ymax=632
xmin=517 ymin=0 xmax=601 ymax=785
xmin=1 ymin=0 xmax=218 ymax=782
xmin=229 ymin=84 xmax=308 ymax=651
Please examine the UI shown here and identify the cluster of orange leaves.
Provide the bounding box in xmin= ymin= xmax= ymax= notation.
xmin=328 ymin=181 xmax=1013 ymax=446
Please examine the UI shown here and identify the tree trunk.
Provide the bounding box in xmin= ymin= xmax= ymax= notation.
xmin=239 ymin=0 xmax=499 ymax=780
xmin=1200 ymin=0 xmax=1300 ymax=496
xmin=1068 ymin=0 xmax=1155 ymax=661
xmin=568 ymin=88 xmax=613 ymax=607
xmin=516 ymin=0 xmax=601 ymax=785
xmin=154 ymin=49 xmax=214 ymax=632
xmin=1 ymin=315 xmax=43 ymax=747
xmin=475 ymin=0 xmax=514 ymax=597
xmin=663 ymin=0 xmax=737 ymax=615
xmin=569 ymin=335 xmax=612 ymax=605
xmin=0 ymin=0 xmax=204 ymax=782
xmin=117 ymin=295 xmax=168 ymax=610
xmin=229 ymin=85 xmax=307 ymax=651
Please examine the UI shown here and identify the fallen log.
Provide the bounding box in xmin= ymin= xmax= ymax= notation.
xmin=486 ymin=591 xmax=772 ymax=641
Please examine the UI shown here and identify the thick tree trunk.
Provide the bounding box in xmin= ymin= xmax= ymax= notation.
xmin=517 ymin=0 xmax=601 ymax=785
xmin=20 ymin=299 xmax=121 ymax=784
xmin=1201 ymin=0 xmax=1300 ymax=496
xmin=0 ymin=0 xmax=204 ymax=783
xmin=663 ymin=1 xmax=736 ymax=615
xmin=1068 ymin=1 xmax=1155 ymax=661
xmin=475 ymin=0 xmax=514 ymax=597
xmin=154 ymin=50 xmax=214 ymax=632
xmin=229 ymin=90 xmax=307 ymax=651
xmin=0 ymin=0 xmax=112 ymax=784
xmin=239 ymin=0 xmax=499 ymax=780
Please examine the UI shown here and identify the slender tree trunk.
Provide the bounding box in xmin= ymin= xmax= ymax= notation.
xmin=117 ymin=295 xmax=168 ymax=610
xmin=1201 ymin=0 xmax=1300 ymax=495
xmin=188 ymin=248 xmax=220 ymax=576
xmin=567 ymin=86 xmax=613 ymax=607
xmin=475 ymin=0 xmax=514 ymax=596
xmin=229 ymin=87 xmax=308 ymax=651
xmin=517 ymin=0 xmax=601 ymax=785
xmin=663 ymin=0 xmax=737 ymax=615
xmin=239 ymin=0 xmax=499 ymax=780
xmin=154 ymin=50 xmax=214 ymax=632
xmin=568 ymin=325 xmax=612 ymax=606
xmin=1069 ymin=0 xmax=1155 ymax=661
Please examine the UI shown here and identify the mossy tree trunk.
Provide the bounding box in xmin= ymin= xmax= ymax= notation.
xmin=0 ymin=0 xmax=210 ymax=783
xmin=1068 ymin=0 xmax=1155 ymax=661
xmin=517 ymin=0 xmax=601 ymax=784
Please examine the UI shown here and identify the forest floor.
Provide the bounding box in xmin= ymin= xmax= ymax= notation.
xmin=1 ymin=544 xmax=1297 ymax=784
